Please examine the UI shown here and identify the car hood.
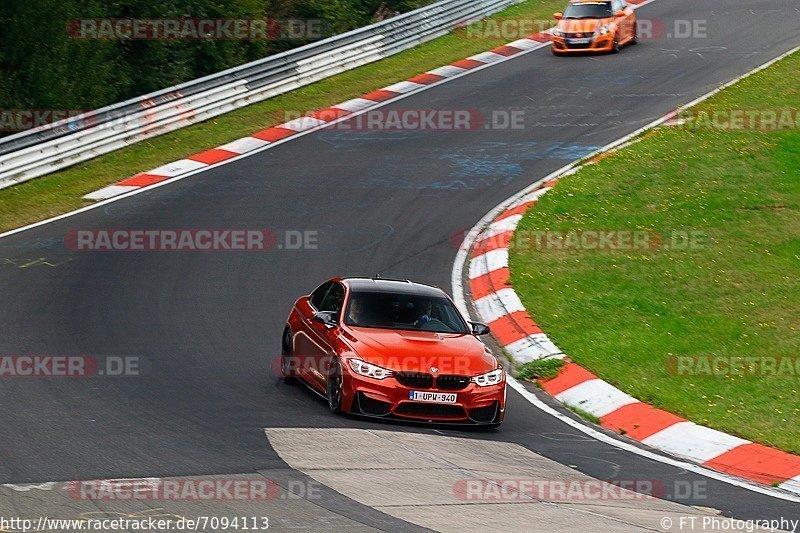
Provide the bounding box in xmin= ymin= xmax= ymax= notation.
xmin=558 ymin=18 xmax=608 ymax=34
xmin=343 ymin=326 xmax=496 ymax=375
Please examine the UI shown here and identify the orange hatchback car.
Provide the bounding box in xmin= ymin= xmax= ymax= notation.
xmin=551 ymin=0 xmax=638 ymax=55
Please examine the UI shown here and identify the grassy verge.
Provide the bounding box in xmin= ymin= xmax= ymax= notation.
xmin=516 ymin=357 xmax=565 ymax=381
xmin=510 ymin=51 xmax=800 ymax=453
xmin=567 ymin=406 xmax=601 ymax=425
xmin=0 ymin=0 xmax=563 ymax=233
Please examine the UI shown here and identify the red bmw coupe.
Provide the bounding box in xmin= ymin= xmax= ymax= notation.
xmin=281 ymin=277 xmax=506 ymax=427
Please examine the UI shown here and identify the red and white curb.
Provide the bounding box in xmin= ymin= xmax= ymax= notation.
xmin=459 ymin=43 xmax=800 ymax=496
xmin=466 ymin=177 xmax=800 ymax=495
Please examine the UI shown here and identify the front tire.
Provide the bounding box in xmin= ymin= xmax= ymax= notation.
xmin=630 ymin=22 xmax=638 ymax=45
xmin=281 ymin=327 xmax=297 ymax=384
xmin=612 ymin=33 xmax=621 ymax=53
xmin=327 ymin=357 xmax=344 ymax=414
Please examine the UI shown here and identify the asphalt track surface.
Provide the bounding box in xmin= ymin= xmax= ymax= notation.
xmin=1 ymin=0 xmax=798 ymax=525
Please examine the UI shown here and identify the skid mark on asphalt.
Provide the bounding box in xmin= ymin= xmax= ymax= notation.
xmin=318 ymin=131 xmax=433 ymax=148
xmin=0 ymin=257 xmax=71 ymax=268
xmin=539 ymin=72 xmax=651 ymax=86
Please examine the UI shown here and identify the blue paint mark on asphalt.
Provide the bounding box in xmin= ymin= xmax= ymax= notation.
xmin=356 ymin=141 xmax=601 ymax=190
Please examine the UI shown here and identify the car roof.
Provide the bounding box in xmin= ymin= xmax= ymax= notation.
xmin=343 ymin=277 xmax=446 ymax=298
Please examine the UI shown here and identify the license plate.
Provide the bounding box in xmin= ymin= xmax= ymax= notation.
xmin=567 ymin=38 xmax=591 ymax=45
xmin=409 ymin=391 xmax=457 ymax=403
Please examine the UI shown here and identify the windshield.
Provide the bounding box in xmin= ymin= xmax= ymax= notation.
xmin=344 ymin=291 xmax=470 ymax=334
xmin=563 ymin=2 xmax=613 ymax=19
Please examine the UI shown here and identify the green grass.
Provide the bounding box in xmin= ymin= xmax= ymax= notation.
xmin=516 ymin=357 xmax=565 ymax=381
xmin=0 ymin=0 xmax=563 ymax=233
xmin=510 ymin=51 xmax=800 ymax=454
xmin=567 ymin=405 xmax=601 ymax=424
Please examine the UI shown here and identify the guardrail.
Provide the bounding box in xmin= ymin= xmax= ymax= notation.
xmin=0 ymin=0 xmax=523 ymax=190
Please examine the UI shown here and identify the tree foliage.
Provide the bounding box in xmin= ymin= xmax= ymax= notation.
xmin=0 ymin=0 xmax=430 ymax=112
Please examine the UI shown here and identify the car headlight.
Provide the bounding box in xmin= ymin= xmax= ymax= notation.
xmin=595 ymin=24 xmax=612 ymax=36
xmin=348 ymin=359 xmax=393 ymax=380
xmin=471 ymin=368 xmax=505 ymax=387
xmin=552 ymin=28 xmax=564 ymax=37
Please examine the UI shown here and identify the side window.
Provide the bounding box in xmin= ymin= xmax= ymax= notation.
xmin=309 ymin=282 xmax=333 ymax=310
xmin=319 ymin=283 xmax=345 ymax=314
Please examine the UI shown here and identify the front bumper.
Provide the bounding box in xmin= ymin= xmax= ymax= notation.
xmin=551 ymin=35 xmax=615 ymax=54
xmin=342 ymin=371 xmax=506 ymax=425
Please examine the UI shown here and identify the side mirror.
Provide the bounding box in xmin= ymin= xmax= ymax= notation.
xmin=470 ymin=322 xmax=491 ymax=336
xmin=313 ymin=311 xmax=338 ymax=327
xmin=553 ymin=12 xmax=563 ymax=20
xmin=615 ymin=10 xmax=626 ymax=17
